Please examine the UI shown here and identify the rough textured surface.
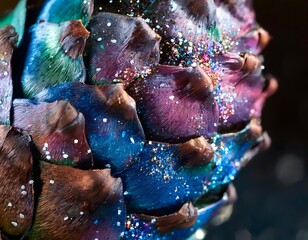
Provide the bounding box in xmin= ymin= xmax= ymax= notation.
xmin=35 ymin=83 xmax=145 ymax=173
xmin=13 ymin=99 xmax=93 ymax=168
xmin=28 ymin=163 xmax=125 ymax=240
xmin=21 ymin=20 xmax=89 ymax=97
xmin=0 ymin=126 xmax=33 ymax=237
xmin=0 ymin=25 xmax=17 ymax=125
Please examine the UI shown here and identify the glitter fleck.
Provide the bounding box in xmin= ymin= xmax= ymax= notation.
xmin=11 ymin=222 xmax=18 ymax=227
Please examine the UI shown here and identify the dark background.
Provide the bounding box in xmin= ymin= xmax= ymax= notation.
xmin=1 ymin=1 xmax=308 ymax=240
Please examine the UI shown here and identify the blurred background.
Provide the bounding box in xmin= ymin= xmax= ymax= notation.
xmin=0 ymin=0 xmax=307 ymax=240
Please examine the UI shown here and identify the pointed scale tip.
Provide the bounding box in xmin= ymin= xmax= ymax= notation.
xmin=60 ymin=20 xmax=90 ymax=59
xmin=0 ymin=25 xmax=18 ymax=48
xmin=120 ymin=138 xmax=214 ymax=216
xmin=212 ymin=52 xmax=265 ymax=129
xmin=236 ymin=27 xmax=271 ymax=54
xmin=126 ymin=65 xmax=218 ymax=143
xmin=86 ymin=12 xmax=160 ymax=85
xmin=121 ymin=195 xmax=228 ymax=240
xmin=35 ymin=82 xmax=145 ymax=173
xmin=13 ymin=99 xmax=93 ymax=169
xmin=155 ymin=202 xmax=198 ymax=233
xmin=240 ymin=53 xmax=261 ymax=74
xmin=136 ymin=202 xmax=198 ymax=234
xmin=256 ymin=27 xmax=271 ymax=51
xmin=21 ymin=21 xmax=87 ymax=97
xmin=121 ymin=121 xmax=263 ymax=216
xmin=178 ymin=136 xmax=214 ymax=167
xmin=28 ymin=162 xmax=125 ymax=240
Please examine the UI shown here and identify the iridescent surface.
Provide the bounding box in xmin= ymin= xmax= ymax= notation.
xmin=121 ymin=123 xmax=262 ymax=216
xmin=0 ymin=0 xmax=26 ymax=46
xmin=121 ymin=194 xmax=228 ymax=240
xmin=38 ymin=0 xmax=94 ymax=26
xmin=21 ymin=20 xmax=89 ymax=97
xmin=126 ymin=65 xmax=219 ymax=143
xmin=13 ymin=99 xmax=93 ymax=168
xmin=86 ymin=12 xmax=160 ymax=85
xmin=0 ymin=0 xmax=275 ymax=239
xmin=0 ymin=25 xmax=17 ymax=125
xmin=35 ymin=82 xmax=145 ymax=173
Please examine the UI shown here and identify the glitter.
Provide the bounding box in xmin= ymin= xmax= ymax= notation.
xmin=107 ymin=22 xmax=111 ymax=27
xmin=11 ymin=222 xmax=18 ymax=227
xmin=169 ymin=95 xmax=175 ymax=100
xmin=19 ymin=214 xmax=25 ymax=219
xmin=74 ymin=139 xmax=79 ymax=144
xmin=80 ymin=211 xmax=84 ymax=215
xmin=103 ymin=118 xmax=107 ymax=123
xmin=8 ymin=202 xmax=12 ymax=207
xmin=130 ymin=137 xmax=135 ymax=144
xmin=111 ymin=39 xmax=117 ymax=43
xmin=63 ymin=154 xmax=68 ymax=159
xmin=97 ymin=37 xmax=102 ymax=42
xmin=64 ymin=216 xmax=69 ymax=221
xmin=21 ymin=191 xmax=27 ymax=195
xmin=21 ymin=185 xmax=26 ymax=190
xmin=49 ymin=180 xmax=55 ymax=184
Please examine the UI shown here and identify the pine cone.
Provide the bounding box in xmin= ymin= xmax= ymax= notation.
xmin=0 ymin=0 xmax=277 ymax=239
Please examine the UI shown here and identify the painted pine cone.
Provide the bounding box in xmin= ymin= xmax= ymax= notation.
xmin=0 ymin=0 xmax=277 ymax=239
